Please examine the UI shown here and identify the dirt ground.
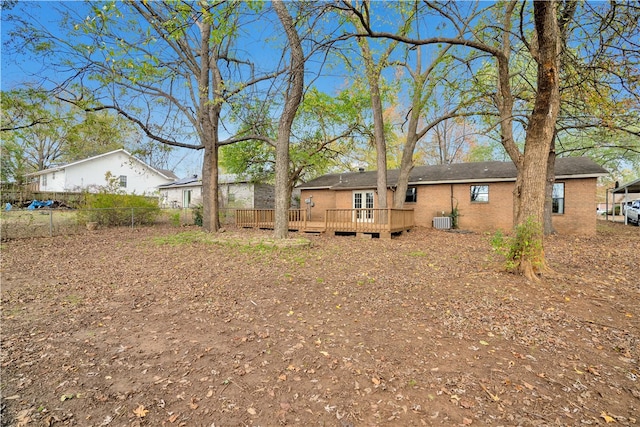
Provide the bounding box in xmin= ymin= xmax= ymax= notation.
xmin=1 ymin=221 xmax=638 ymax=427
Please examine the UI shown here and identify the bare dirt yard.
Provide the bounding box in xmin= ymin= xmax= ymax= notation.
xmin=1 ymin=221 xmax=638 ymax=427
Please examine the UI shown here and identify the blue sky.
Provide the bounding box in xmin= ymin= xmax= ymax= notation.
xmin=1 ymin=1 xmax=364 ymax=177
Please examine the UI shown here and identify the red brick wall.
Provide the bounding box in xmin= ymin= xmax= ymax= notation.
xmin=300 ymin=189 xmax=335 ymax=222
xmin=552 ymin=178 xmax=598 ymax=236
xmin=408 ymin=182 xmax=514 ymax=232
xmin=300 ymin=177 xmax=598 ymax=235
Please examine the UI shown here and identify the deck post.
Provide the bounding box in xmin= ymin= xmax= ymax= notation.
xmin=324 ymin=210 xmax=328 ymax=233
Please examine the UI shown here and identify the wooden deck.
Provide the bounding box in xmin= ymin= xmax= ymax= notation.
xmin=235 ymin=208 xmax=414 ymax=238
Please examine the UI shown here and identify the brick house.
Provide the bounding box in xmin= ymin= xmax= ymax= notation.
xmin=297 ymin=157 xmax=608 ymax=235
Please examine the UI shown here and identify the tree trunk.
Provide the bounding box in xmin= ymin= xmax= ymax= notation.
xmin=393 ymin=102 xmax=421 ymax=209
xmin=512 ymin=0 xmax=560 ymax=280
xmin=357 ymin=37 xmax=388 ymax=209
xmin=197 ymin=20 xmax=220 ymax=232
xmin=201 ymin=142 xmax=220 ymax=232
xmin=543 ymin=141 xmax=556 ymax=235
xmin=370 ymin=69 xmax=388 ymax=209
xmin=273 ymin=0 xmax=304 ymax=239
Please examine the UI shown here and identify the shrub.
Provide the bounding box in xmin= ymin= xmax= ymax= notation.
xmin=78 ymin=193 xmax=160 ymax=227
xmin=448 ymin=205 xmax=460 ymax=229
xmin=490 ymin=217 xmax=543 ymax=272
xmin=193 ymin=204 xmax=203 ymax=226
xmin=169 ymin=212 xmax=181 ymax=227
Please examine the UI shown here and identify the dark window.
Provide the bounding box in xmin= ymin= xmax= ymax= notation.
xmin=119 ymin=175 xmax=127 ymax=188
xmin=552 ymin=182 xmax=564 ymax=214
xmin=470 ymin=185 xmax=489 ymax=203
xmin=405 ymin=187 xmax=417 ymax=203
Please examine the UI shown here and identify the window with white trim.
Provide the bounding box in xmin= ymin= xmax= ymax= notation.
xmin=470 ymin=185 xmax=489 ymax=203
xmin=405 ymin=187 xmax=417 ymax=203
xmin=552 ymin=182 xmax=565 ymax=214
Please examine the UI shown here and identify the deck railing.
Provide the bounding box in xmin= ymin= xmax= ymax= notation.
xmin=236 ymin=208 xmax=414 ymax=236
xmin=324 ymin=208 xmax=414 ymax=233
xmin=236 ymin=209 xmax=307 ymax=229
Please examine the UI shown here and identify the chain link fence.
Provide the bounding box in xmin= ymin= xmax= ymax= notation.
xmin=0 ymin=207 xmax=236 ymax=240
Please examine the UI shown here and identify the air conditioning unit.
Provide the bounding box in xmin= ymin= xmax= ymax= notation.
xmin=433 ymin=216 xmax=452 ymax=230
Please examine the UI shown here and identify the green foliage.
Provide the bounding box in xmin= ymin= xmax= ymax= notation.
xmin=221 ymin=86 xmax=364 ymax=185
xmin=490 ymin=217 xmax=543 ymax=272
xmin=448 ymin=204 xmax=460 ymax=229
xmin=0 ymin=139 xmax=27 ymax=184
xmin=78 ymin=190 xmax=160 ymax=227
xmin=193 ymin=204 xmax=203 ymax=227
xmin=0 ymin=89 xmax=150 ymax=181
xmin=169 ymin=212 xmax=181 ymax=227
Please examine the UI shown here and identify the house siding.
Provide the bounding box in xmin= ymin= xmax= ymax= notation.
xmin=300 ymin=177 xmax=599 ymax=235
xmin=40 ymin=171 xmax=66 ymax=192
xmin=33 ymin=150 xmax=173 ymax=195
xmin=221 ymin=183 xmax=253 ymax=208
xmin=454 ymin=181 xmax=515 ymax=233
xmin=161 ymin=185 xmax=203 ymax=208
xmin=254 ymin=184 xmax=275 ymax=209
xmin=68 ymin=151 xmax=167 ymax=195
xmin=552 ymin=178 xmax=597 ymax=235
xmin=305 ymin=190 xmax=336 ymax=221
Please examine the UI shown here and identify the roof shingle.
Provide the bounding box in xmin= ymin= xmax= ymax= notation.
xmin=297 ymin=157 xmax=608 ymax=190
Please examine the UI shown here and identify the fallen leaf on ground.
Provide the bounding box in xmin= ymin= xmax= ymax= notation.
xmin=133 ymin=404 xmax=149 ymax=418
xmin=601 ymin=411 xmax=616 ymax=423
xmin=189 ymin=398 xmax=199 ymax=410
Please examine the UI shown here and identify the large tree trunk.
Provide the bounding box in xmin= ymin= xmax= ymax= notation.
xmin=357 ymin=38 xmax=388 ymax=209
xmin=512 ymin=0 xmax=560 ymax=280
xmin=198 ymin=20 xmax=220 ymax=232
xmin=369 ymin=67 xmax=388 ymax=209
xmin=273 ymin=0 xmax=304 ymax=239
xmin=393 ymin=100 xmax=421 ymax=209
xmin=543 ymin=141 xmax=557 ymax=235
xmin=201 ymin=142 xmax=220 ymax=232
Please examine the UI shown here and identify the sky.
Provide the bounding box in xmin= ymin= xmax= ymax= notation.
xmin=0 ymin=1 xmax=362 ymax=178
xmin=4 ymin=1 xmax=635 ymax=182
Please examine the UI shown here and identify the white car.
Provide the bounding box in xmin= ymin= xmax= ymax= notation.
xmin=625 ymin=200 xmax=640 ymax=225
xmin=621 ymin=200 xmax=634 ymax=215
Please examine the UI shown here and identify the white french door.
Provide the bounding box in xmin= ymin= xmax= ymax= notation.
xmin=353 ymin=191 xmax=374 ymax=222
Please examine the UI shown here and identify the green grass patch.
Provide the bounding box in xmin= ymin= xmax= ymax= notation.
xmin=408 ymin=250 xmax=427 ymax=257
xmin=153 ymin=231 xmax=211 ymax=245
xmin=153 ymin=231 xmax=311 ymax=254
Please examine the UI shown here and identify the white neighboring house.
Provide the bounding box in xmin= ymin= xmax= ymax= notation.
xmin=26 ymin=149 xmax=177 ymax=195
xmin=158 ymin=174 xmax=276 ymax=209
xmin=158 ymin=174 xmax=203 ymax=208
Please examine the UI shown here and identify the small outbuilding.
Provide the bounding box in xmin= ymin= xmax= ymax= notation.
xmin=158 ymin=174 xmax=275 ymax=210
